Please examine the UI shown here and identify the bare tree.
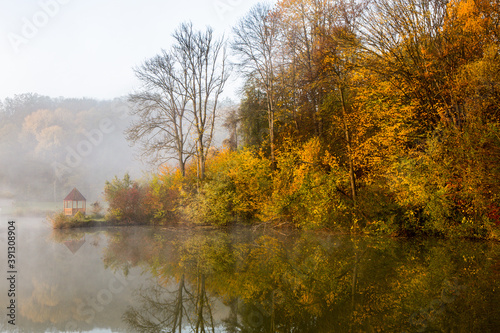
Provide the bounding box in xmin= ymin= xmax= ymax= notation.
xmin=127 ymin=22 xmax=228 ymax=180
xmin=127 ymin=50 xmax=193 ymax=176
xmin=173 ymin=23 xmax=229 ymax=181
xmin=232 ymin=3 xmax=280 ymax=166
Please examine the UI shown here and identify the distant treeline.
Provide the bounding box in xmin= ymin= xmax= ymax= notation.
xmin=0 ymin=93 xmax=140 ymax=202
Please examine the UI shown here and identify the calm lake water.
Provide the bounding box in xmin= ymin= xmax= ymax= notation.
xmin=1 ymin=216 xmax=499 ymax=332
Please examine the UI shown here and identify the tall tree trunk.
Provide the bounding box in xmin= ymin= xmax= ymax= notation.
xmin=268 ymin=97 xmax=276 ymax=168
xmin=340 ymin=86 xmax=357 ymax=205
xmin=178 ymin=151 xmax=186 ymax=177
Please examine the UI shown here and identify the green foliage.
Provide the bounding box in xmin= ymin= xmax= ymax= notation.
xmin=48 ymin=211 xmax=93 ymax=229
xmin=387 ymin=120 xmax=500 ymax=238
xmin=73 ymin=211 xmax=85 ymax=221
xmin=238 ymin=78 xmax=268 ymax=149
xmin=186 ymin=177 xmax=236 ymax=226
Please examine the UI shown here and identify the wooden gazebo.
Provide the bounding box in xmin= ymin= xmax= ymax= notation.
xmin=63 ymin=188 xmax=86 ymax=216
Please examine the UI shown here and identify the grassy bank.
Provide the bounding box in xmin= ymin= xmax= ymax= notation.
xmin=48 ymin=211 xmax=108 ymax=229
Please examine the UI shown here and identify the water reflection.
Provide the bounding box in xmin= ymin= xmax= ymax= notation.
xmin=101 ymin=228 xmax=500 ymax=333
xmin=1 ymin=218 xmax=499 ymax=332
xmin=0 ymin=220 xmax=147 ymax=332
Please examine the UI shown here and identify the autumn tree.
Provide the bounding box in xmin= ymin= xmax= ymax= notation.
xmin=443 ymin=0 xmax=500 ymax=122
xmin=275 ymin=0 xmax=333 ymax=138
xmin=232 ymin=3 xmax=280 ymax=165
xmin=317 ymin=0 xmax=366 ymax=204
xmin=361 ymin=0 xmax=452 ymax=130
xmin=358 ymin=0 xmax=500 ymax=232
xmin=274 ymin=0 xmax=366 ymax=204
xmin=104 ymin=173 xmax=149 ymax=224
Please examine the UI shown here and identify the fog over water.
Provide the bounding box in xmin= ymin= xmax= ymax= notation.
xmin=0 ymin=1 xmax=251 ymax=211
xmin=0 ymin=217 xmax=233 ymax=332
xmin=0 ymin=217 xmax=157 ymax=332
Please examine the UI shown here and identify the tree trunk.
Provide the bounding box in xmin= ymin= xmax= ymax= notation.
xmin=269 ymin=100 xmax=276 ymax=168
xmin=178 ymin=151 xmax=186 ymax=177
xmin=340 ymin=86 xmax=357 ymax=205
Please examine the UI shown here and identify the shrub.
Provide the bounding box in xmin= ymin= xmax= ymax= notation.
xmin=48 ymin=212 xmax=70 ymax=229
xmin=104 ymin=173 xmax=150 ymax=224
xmin=145 ymin=168 xmax=184 ymax=224
xmin=48 ymin=211 xmax=89 ymax=229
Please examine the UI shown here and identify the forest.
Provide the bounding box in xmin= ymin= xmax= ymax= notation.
xmin=102 ymin=0 xmax=500 ymax=239
xmin=0 ymin=93 xmax=140 ymax=203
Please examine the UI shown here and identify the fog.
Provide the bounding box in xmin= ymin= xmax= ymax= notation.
xmin=0 ymin=93 xmax=144 ymax=204
xmin=0 ymin=93 xmax=235 ymax=208
xmin=0 ymin=219 xmax=163 ymax=332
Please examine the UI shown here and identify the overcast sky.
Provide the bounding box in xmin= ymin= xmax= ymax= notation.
xmin=0 ymin=0 xmax=271 ymax=101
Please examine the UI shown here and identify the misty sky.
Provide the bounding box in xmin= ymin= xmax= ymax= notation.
xmin=0 ymin=0 xmax=272 ymax=101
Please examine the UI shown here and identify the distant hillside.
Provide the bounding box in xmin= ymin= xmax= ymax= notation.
xmin=0 ymin=93 xmax=143 ymax=203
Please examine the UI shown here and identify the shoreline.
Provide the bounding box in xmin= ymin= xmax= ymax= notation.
xmin=48 ymin=217 xmax=500 ymax=242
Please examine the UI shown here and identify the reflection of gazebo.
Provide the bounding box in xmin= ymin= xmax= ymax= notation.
xmin=63 ymin=188 xmax=86 ymax=216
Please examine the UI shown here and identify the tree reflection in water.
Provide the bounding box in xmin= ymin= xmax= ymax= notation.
xmin=123 ymin=274 xmax=216 ymax=333
xmin=97 ymin=227 xmax=500 ymax=333
xmin=121 ymin=232 xmax=231 ymax=333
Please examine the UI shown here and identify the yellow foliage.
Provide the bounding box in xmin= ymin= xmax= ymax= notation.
xmin=269 ymin=138 xmax=351 ymax=228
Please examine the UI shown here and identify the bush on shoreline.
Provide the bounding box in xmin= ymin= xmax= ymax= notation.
xmin=48 ymin=211 xmax=104 ymax=229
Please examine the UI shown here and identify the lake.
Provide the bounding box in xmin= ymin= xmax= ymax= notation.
xmin=1 ymin=216 xmax=499 ymax=332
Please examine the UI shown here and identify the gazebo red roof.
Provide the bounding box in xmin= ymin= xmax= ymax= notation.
xmin=64 ymin=188 xmax=86 ymax=201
